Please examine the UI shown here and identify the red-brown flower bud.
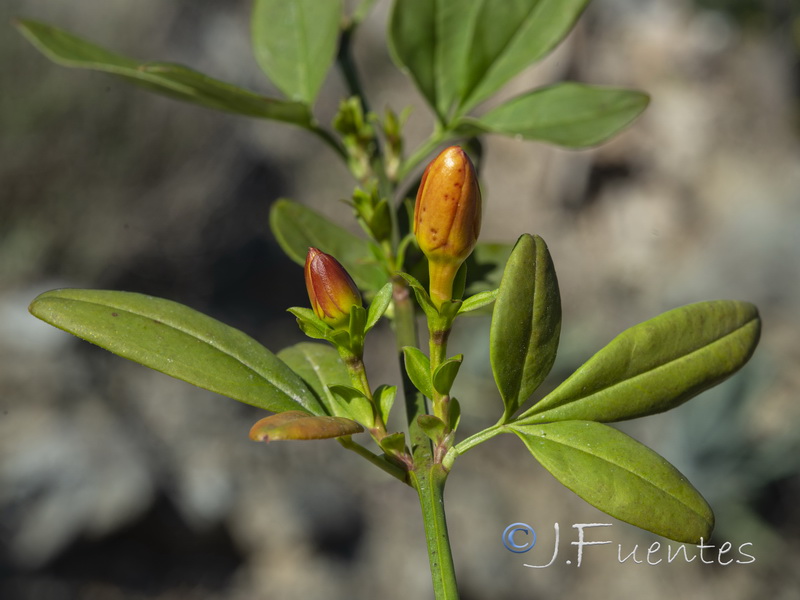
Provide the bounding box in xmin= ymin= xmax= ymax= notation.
xmin=304 ymin=247 xmax=362 ymax=328
xmin=414 ymin=146 xmax=482 ymax=306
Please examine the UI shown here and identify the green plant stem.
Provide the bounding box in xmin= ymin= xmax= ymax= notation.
xmin=338 ymin=436 xmax=408 ymax=483
xmin=410 ymin=464 xmax=459 ymax=599
xmin=308 ymin=123 xmax=348 ymax=161
xmin=454 ymin=423 xmax=505 ymax=455
xmin=392 ymin=278 xmax=429 ymax=454
xmin=428 ymin=326 xmax=450 ymax=424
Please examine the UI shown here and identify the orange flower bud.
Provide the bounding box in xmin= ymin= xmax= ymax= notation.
xmin=414 ymin=146 xmax=482 ymax=306
xmin=305 ymin=247 xmax=362 ymax=328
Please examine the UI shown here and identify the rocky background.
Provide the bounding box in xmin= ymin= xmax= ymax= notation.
xmin=2 ymin=0 xmax=799 ymax=598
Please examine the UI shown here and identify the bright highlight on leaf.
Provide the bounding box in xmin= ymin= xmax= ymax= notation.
xmin=250 ymin=410 xmax=363 ymax=442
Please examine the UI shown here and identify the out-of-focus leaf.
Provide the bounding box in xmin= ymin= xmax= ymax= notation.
xmin=518 ymin=301 xmax=761 ymax=424
xmin=509 ymin=421 xmax=714 ymax=543
xmin=470 ymin=83 xmax=649 ymax=147
xmin=491 ymin=235 xmax=561 ymax=421
xmin=250 ymin=410 xmax=363 ymax=441
xmin=270 ymin=199 xmax=387 ymax=292
xmin=387 ymin=0 xmax=590 ymax=120
xmin=15 ymin=19 xmax=312 ymax=125
xmin=464 ymin=243 xmax=514 ymax=294
xmin=251 ymin=0 xmax=342 ymax=104
xmin=278 ymin=342 xmax=350 ymax=416
xmin=29 ymin=289 xmax=323 ymax=415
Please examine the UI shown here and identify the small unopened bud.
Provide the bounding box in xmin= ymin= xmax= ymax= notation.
xmin=305 ymin=247 xmax=362 ymax=328
xmin=414 ymin=146 xmax=482 ymax=307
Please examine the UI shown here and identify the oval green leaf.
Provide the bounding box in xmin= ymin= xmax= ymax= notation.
xmin=518 ymin=300 xmax=761 ymax=424
xmin=509 ymin=421 xmax=714 ymax=543
xmin=388 ymin=0 xmax=590 ymax=120
xmin=14 ymin=19 xmax=312 ymax=125
xmin=29 ymin=289 xmax=323 ymax=415
xmin=250 ymin=410 xmax=363 ymax=442
xmin=402 ymin=346 xmax=434 ymax=400
xmin=490 ymin=234 xmax=561 ymax=421
xmin=270 ymin=199 xmax=386 ymax=293
xmin=432 ymin=355 xmax=463 ymax=396
xmin=278 ymin=342 xmax=350 ymax=416
xmin=251 ymin=0 xmax=342 ymax=104
xmin=472 ymin=83 xmax=650 ymax=147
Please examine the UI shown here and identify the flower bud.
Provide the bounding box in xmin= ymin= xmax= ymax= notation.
xmin=414 ymin=146 xmax=482 ymax=307
xmin=305 ymin=247 xmax=362 ymax=328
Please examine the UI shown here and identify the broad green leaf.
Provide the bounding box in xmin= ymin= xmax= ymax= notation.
xmin=29 ymin=289 xmax=323 ymax=415
xmin=15 ymin=19 xmax=311 ymax=126
xmin=471 ymin=83 xmax=650 ymax=147
xmin=251 ymin=0 xmax=342 ymax=104
xmin=329 ymin=384 xmax=375 ymax=427
xmin=250 ymin=410 xmax=363 ymax=442
xmin=388 ymin=0 xmax=590 ymax=120
xmin=519 ymin=301 xmax=761 ymax=424
xmin=509 ymin=421 xmax=713 ymax=543
xmin=402 ymin=346 xmax=435 ymax=399
xmin=432 ymin=355 xmax=463 ymax=396
xmin=491 ymin=234 xmax=561 ymax=421
xmin=278 ymin=342 xmax=350 ymax=416
xmin=270 ymin=199 xmax=387 ymax=292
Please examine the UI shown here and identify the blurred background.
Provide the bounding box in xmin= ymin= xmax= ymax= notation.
xmin=2 ymin=0 xmax=800 ymax=598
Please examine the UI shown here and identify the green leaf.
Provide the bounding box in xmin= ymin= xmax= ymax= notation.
xmin=14 ymin=19 xmax=312 ymax=126
xmin=365 ymin=283 xmax=393 ymax=332
xmin=402 ymin=346 xmax=435 ymax=399
xmin=418 ymin=415 xmax=447 ymax=443
xmin=250 ymin=411 xmax=363 ymax=442
xmin=328 ymin=385 xmax=375 ymax=428
xmin=287 ymin=307 xmax=330 ymax=340
xmin=387 ymin=0 xmax=591 ymax=120
xmin=432 ymin=355 xmax=463 ymax=396
xmin=374 ymin=385 xmax=398 ymax=426
xmin=277 ymin=343 xmax=350 ymax=416
xmin=379 ymin=432 xmax=407 ymax=455
xmin=270 ymin=199 xmax=386 ymax=292
xmin=251 ymin=0 xmax=342 ymax=104
xmin=518 ymin=301 xmax=761 ymax=424
xmin=509 ymin=421 xmax=714 ymax=543
xmin=457 ymin=289 xmax=498 ymax=315
xmin=490 ymin=234 xmax=561 ymax=421
xmin=470 ymin=83 xmax=650 ymax=147
xmin=29 ymin=289 xmax=323 ymax=415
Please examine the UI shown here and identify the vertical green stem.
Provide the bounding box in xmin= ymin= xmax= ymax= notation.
xmin=410 ymin=464 xmax=459 ymax=599
xmin=392 ymin=278 xmax=429 ymax=454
